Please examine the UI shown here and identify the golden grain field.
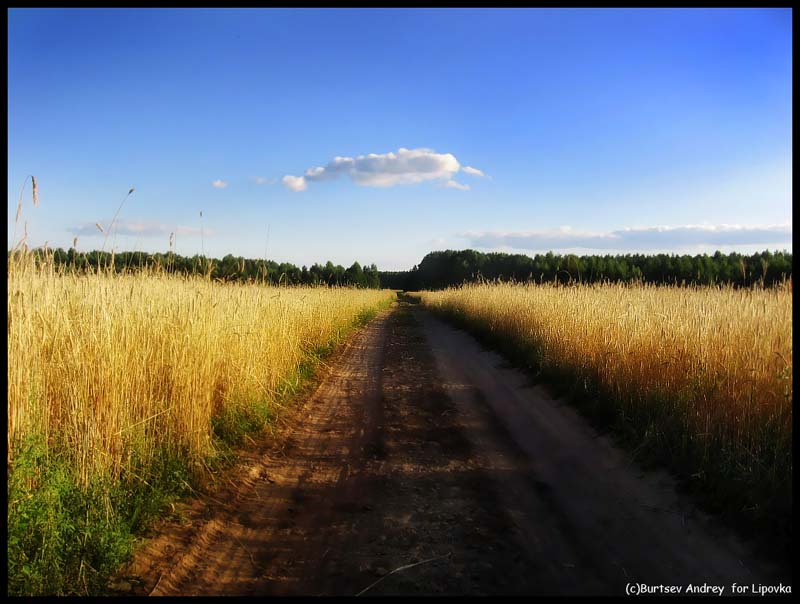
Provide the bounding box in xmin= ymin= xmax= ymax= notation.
xmin=7 ymin=254 xmax=395 ymax=487
xmin=418 ymin=281 xmax=792 ymax=517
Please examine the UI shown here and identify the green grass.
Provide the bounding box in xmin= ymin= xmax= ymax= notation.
xmin=7 ymin=436 xmax=193 ymax=596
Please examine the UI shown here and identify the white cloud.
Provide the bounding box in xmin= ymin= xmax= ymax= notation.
xmin=70 ymin=220 xmax=215 ymax=238
xmin=212 ymin=179 xmax=228 ymax=189
xmin=462 ymin=223 xmax=792 ymax=252
xmin=461 ymin=165 xmax=486 ymax=177
xmin=282 ymin=175 xmax=308 ymax=192
xmin=282 ymin=147 xmax=478 ymax=191
xmin=253 ymin=176 xmax=277 ymax=185
xmin=444 ymin=180 xmax=470 ymax=191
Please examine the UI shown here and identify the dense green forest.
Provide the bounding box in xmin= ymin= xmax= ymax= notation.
xmin=19 ymin=248 xmax=381 ymax=288
xmin=18 ymin=247 xmax=792 ymax=290
xmin=380 ymin=249 xmax=793 ymax=290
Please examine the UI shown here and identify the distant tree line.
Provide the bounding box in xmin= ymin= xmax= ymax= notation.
xmin=380 ymin=249 xmax=793 ymax=290
xmin=21 ymin=248 xmax=382 ymax=288
xmin=20 ymin=247 xmax=792 ymax=290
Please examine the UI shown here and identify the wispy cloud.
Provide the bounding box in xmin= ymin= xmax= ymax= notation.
xmin=281 ymin=147 xmax=483 ymax=192
xmin=462 ymin=165 xmax=486 ymax=177
xmin=462 ymin=223 xmax=792 ymax=252
xmin=444 ymin=180 xmax=470 ymax=191
xmin=253 ymin=176 xmax=277 ymax=185
xmin=212 ymin=179 xmax=228 ymax=188
xmin=70 ymin=219 xmax=215 ymax=238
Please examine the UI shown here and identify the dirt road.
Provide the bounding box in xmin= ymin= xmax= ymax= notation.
xmin=118 ymin=300 xmax=788 ymax=596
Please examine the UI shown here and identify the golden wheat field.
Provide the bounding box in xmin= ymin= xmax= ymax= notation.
xmin=7 ymin=254 xmax=395 ymax=487
xmin=418 ymin=281 xmax=792 ymax=502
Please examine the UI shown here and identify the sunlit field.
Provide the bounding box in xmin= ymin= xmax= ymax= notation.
xmin=7 ymin=250 xmax=394 ymax=594
xmin=418 ymin=281 xmax=792 ymax=533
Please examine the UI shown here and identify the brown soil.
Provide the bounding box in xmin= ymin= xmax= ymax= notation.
xmin=114 ymin=301 xmax=789 ymax=596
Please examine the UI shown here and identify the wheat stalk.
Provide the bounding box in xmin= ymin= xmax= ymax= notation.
xmin=7 ymin=253 xmax=394 ymax=488
xmin=101 ymin=186 xmax=135 ymax=255
xmin=11 ymin=175 xmax=35 ymax=252
xmin=419 ymin=281 xmax=792 ymax=513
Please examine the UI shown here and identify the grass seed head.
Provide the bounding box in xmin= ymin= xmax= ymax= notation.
xmin=31 ymin=175 xmax=38 ymax=207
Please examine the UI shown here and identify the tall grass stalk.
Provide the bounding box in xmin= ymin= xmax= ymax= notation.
xmin=101 ymin=187 xmax=135 ymax=257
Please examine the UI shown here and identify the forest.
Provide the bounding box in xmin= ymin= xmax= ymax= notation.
xmin=23 ymin=248 xmax=382 ymax=288
xmin=380 ymin=249 xmax=793 ymax=290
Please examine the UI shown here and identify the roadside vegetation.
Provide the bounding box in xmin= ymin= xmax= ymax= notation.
xmin=7 ymin=246 xmax=394 ymax=595
xmin=418 ymin=281 xmax=792 ymax=553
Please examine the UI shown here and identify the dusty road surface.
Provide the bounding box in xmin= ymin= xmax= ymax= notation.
xmin=117 ymin=300 xmax=789 ymax=596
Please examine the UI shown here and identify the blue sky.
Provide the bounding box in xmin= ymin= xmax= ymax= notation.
xmin=8 ymin=8 xmax=792 ymax=270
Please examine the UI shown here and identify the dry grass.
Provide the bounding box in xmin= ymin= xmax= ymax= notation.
xmin=418 ymin=281 xmax=792 ymax=530
xmin=7 ymin=252 xmax=395 ymax=487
